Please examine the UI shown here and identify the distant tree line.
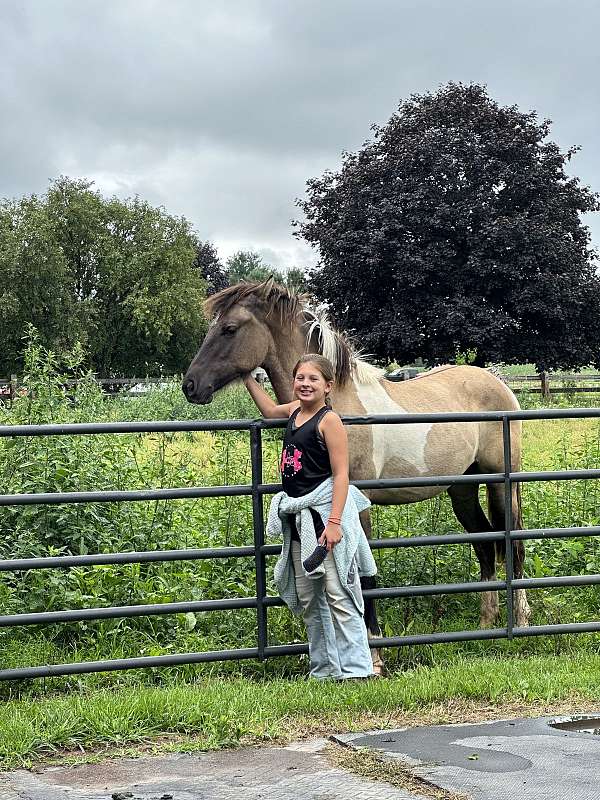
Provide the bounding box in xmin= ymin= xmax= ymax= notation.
xmin=0 ymin=177 xmax=307 ymax=376
xmin=194 ymin=244 xmax=307 ymax=296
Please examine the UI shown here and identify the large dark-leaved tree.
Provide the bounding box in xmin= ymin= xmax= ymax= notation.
xmin=194 ymin=241 xmax=229 ymax=296
xmin=297 ymin=82 xmax=600 ymax=370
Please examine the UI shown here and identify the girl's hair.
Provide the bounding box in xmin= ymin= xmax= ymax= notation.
xmin=292 ymin=353 xmax=335 ymax=407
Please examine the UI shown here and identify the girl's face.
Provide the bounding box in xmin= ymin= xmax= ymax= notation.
xmin=293 ymin=362 xmax=332 ymax=404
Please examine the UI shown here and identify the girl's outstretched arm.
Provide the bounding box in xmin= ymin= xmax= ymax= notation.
xmin=243 ymin=375 xmax=299 ymax=419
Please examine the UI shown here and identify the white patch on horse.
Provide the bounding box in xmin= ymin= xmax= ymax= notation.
xmin=354 ymin=382 xmax=432 ymax=475
xmin=305 ymin=311 xmax=384 ymax=386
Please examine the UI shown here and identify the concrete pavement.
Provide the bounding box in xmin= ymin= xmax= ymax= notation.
xmin=2 ymin=715 xmax=600 ymax=799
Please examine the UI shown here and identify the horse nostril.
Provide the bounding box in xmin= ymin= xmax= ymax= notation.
xmin=182 ymin=378 xmax=195 ymax=398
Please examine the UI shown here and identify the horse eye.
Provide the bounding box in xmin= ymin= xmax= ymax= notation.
xmin=222 ymin=325 xmax=237 ymax=336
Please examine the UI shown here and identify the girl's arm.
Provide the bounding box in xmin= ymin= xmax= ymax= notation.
xmin=243 ymin=375 xmax=299 ymax=419
xmin=319 ymin=412 xmax=349 ymax=550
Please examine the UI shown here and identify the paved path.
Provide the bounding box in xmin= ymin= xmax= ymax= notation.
xmin=0 ymin=738 xmax=416 ymax=800
xmin=3 ymin=716 xmax=600 ymax=799
xmin=338 ymin=715 xmax=600 ymax=800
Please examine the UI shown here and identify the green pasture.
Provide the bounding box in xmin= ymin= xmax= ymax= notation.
xmin=1 ymin=346 xmax=600 ymax=764
xmin=1 ymin=346 xmax=600 ymax=677
xmin=0 ymin=348 xmax=600 ymax=680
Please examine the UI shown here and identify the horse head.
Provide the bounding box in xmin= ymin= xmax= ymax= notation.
xmin=182 ymin=279 xmax=305 ymax=404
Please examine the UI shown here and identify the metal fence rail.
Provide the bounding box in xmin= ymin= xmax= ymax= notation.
xmin=1 ymin=408 xmax=600 ymax=681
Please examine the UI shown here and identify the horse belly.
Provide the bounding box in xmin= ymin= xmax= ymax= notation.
xmin=349 ymin=380 xmax=479 ymax=505
xmin=366 ymin=421 xmax=479 ymax=505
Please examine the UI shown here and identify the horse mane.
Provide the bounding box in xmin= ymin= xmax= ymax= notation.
xmin=304 ymin=308 xmax=383 ymax=386
xmin=204 ymin=279 xmax=383 ymax=387
xmin=204 ymin=278 xmax=304 ymax=324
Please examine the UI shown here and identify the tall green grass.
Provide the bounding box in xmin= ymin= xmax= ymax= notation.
xmin=1 ymin=341 xmax=600 ymax=689
xmin=1 ymin=652 xmax=600 ymax=768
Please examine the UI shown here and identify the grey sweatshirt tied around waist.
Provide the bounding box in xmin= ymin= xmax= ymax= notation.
xmin=266 ymin=478 xmax=377 ymax=615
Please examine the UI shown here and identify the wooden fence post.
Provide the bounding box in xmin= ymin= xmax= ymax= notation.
xmin=539 ymin=371 xmax=550 ymax=401
xmin=9 ymin=374 xmax=17 ymax=405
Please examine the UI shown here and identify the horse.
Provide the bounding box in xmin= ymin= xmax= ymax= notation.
xmin=182 ymin=279 xmax=531 ymax=654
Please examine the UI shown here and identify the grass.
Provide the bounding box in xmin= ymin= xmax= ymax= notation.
xmin=3 ymin=374 xmax=600 ymax=771
xmin=2 ymin=651 xmax=600 ymax=769
xmin=327 ymin=742 xmax=468 ymax=800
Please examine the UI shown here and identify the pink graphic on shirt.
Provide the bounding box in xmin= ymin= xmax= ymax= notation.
xmin=281 ymin=445 xmax=303 ymax=477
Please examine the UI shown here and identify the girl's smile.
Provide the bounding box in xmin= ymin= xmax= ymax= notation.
xmin=293 ymin=363 xmax=332 ymax=405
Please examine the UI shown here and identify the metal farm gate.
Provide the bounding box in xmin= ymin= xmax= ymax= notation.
xmin=1 ymin=408 xmax=600 ymax=682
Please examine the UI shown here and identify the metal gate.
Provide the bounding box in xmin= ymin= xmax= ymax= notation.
xmin=1 ymin=408 xmax=600 ymax=681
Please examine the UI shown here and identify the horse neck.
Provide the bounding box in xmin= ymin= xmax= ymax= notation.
xmin=329 ymin=379 xmax=360 ymax=413
xmin=261 ymin=318 xmax=306 ymax=404
xmin=261 ymin=315 xmax=362 ymax=409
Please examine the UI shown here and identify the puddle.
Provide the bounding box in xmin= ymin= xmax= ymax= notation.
xmin=549 ymin=715 xmax=600 ymax=735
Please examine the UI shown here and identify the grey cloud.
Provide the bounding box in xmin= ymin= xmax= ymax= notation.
xmin=1 ymin=0 xmax=599 ymax=265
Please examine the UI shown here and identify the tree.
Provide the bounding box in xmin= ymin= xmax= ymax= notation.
xmin=285 ymin=266 xmax=309 ymax=293
xmin=194 ymin=241 xmax=229 ymax=295
xmin=297 ymin=82 xmax=600 ymax=370
xmin=0 ymin=194 xmax=83 ymax=373
xmin=226 ymin=250 xmax=284 ymax=284
xmin=225 ymin=250 xmax=309 ymax=293
xmin=0 ymin=177 xmax=207 ymax=375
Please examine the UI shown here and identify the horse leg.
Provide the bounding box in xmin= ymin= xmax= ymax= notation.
xmin=487 ymin=483 xmax=531 ymax=627
xmin=447 ymin=480 xmax=499 ymax=627
xmin=359 ymin=509 xmax=384 ymax=675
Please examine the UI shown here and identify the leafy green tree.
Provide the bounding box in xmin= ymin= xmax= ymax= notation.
xmin=0 ymin=194 xmax=83 ymax=373
xmin=0 ymin=177 xmax=207 ymax=375
xmin=226 ymin=250 xmax=284 ymax=284
xmin=297 ymin=83 xmax=600 ymax=370
xmin=225 ymin=250 xmax=308 ymax=293
xmin=285 ymin=266 xmax=309 ymax=293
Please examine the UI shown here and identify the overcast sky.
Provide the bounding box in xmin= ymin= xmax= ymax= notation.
xmin=2 ymin=0 xmax=599 ymax=270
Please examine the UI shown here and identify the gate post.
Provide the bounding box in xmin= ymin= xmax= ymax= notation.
xmin=250 ymin=422 xmax=268 ymax=658
xmin=502 ymin=416 xmax=515 ymax=638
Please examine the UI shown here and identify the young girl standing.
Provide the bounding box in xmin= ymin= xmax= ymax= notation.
xmin=243 ymin=354 xmax=376 ymax=679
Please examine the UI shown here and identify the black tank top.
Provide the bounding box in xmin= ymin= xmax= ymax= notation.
xmin=280 ymin=406 xmax=332 ymax=498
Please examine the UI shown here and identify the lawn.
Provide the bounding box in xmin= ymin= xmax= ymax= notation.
xmin=1 ymin=651 xmax=600 ymax=769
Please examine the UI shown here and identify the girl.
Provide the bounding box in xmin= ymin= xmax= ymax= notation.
xmin=243 ymin=354 xmax=376 ymax=679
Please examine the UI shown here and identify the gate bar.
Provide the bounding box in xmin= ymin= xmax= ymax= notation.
xmin=502 ymin=417 xmax=515 ymax=638
xmin=250 ymin=423 xmax=268 ymax=659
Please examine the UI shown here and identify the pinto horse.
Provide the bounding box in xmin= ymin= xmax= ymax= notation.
xmin=182 ymin=280 xmax=531 ymax=654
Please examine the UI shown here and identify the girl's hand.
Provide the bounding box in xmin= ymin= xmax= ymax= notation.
xmin=319 ymin=522 xmax=343 ymax=551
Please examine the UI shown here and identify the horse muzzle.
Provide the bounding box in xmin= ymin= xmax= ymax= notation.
xmin=182 ymin=377 xmax=214 ymax=405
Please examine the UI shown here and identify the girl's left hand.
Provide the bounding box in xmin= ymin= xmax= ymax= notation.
xmin=319 ymin=523 xmax=343 ymax=551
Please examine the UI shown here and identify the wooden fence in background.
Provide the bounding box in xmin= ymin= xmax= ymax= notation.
xmin=2 ymin=372 xmax=600 ymax=403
